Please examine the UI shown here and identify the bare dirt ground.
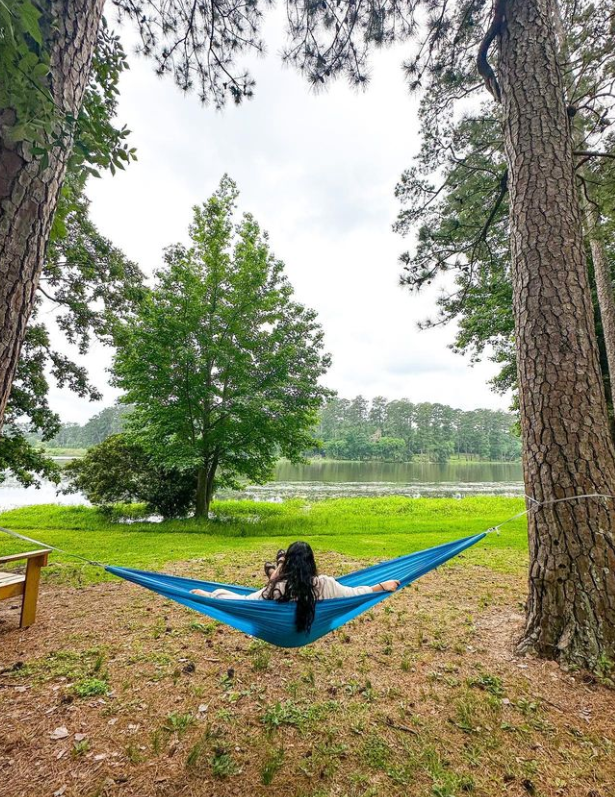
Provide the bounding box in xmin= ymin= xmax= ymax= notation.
xmin=1 ymin=553 xmax=614 ymax=797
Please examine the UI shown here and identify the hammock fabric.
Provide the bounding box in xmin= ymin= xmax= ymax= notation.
xmin=106 ymin=532 xmax=486 ymax=648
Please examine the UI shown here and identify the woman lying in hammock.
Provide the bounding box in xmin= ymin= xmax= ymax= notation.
xmin=190 ymin=541 xmax=400 ymax=633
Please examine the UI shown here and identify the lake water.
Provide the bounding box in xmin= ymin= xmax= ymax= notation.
xmin=0 ymin=460 xmax=524 ymax=510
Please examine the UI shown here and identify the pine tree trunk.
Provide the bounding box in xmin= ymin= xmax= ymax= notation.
xmin=498 ymin=0 xmax=615 ymax=668
xmin=0 ymin=0 xmax=104 ymax=429
xmin=586 ymin=207 xmax=615 ymax=414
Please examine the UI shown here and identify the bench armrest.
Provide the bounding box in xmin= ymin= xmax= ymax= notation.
xmin=0 ymin=549 xmax=50 ymax=565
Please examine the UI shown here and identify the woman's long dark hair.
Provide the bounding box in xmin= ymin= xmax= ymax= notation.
xmin=264 ymin=541 xmax=318 ymax=633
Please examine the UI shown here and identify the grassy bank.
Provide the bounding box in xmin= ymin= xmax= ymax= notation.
xmin=44 ymin=447 xmax=88 ymax=458
xmin=0 ymin=497 xmax=528 ymax=584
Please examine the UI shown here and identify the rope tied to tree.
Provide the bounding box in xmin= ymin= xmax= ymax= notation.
xmin=0 ymin=524 xmax=104 ymax=568
xmin=485 ymin=492 xmax=615 ymax=537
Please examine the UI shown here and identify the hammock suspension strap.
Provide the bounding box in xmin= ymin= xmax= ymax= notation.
xmin=0 ymin=524 xmax=104 ymax=568
xmin=484 ymin=492 xmax=615 ymax=537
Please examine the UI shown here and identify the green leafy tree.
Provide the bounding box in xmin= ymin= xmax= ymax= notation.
xmin=374 ymin=436 xmax=406 ymax=462
xmin=113 ymin=177 xmax=331 ymax=518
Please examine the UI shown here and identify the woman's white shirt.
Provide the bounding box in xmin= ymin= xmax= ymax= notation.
xmin=210 ymin=575 xmax=372 ymax=601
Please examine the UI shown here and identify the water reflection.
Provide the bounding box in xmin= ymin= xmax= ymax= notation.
xmin=220 ymin=460 xmax=524 ymax=501
xmin=0 ymin=460 xmax=524 ymax=510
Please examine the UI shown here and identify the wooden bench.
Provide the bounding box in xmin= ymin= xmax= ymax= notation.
xmin=0 ymin=549 xmax=50 ymax=627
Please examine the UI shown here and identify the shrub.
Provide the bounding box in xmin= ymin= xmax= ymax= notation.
xmin=63 ymin=434 xmax=196 ymax=518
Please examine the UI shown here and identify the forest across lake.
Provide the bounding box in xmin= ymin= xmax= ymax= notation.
xmin=21 ymin=396 xmax=521 ymax=465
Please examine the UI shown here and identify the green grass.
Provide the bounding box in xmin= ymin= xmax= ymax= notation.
xmin=0 ymin=497 xmax=528 ymax=585
xmin=41 ymin=447 xmax=87 ymax=458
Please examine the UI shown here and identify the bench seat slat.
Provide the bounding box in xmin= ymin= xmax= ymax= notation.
xmin=0 ymin=572 xmax=25 ymax=587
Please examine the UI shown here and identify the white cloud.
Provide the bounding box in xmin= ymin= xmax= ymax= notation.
xmin=48 ymin=8 xmax=510 ymax=424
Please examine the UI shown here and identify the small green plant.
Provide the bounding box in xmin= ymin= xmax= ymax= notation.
xmin=468 ymin=673 xmax=505 ymax=697
xmin=261 ymin=699 xmax=336 ymax=731
xmin=92 ymin=652 xmax=105 ymax=673
xmin=454 ymin=695 xmax=480 ymax=733
xmin=515 ymin=698 xmax=539 ymax=716
xmin=595 ymin=654 xmax=614 ymax=687
xmin=211 ymin=750 xmax=241 ymax=778
xmin=72 ymin=739 xmax=90 ymax=757
xmin=250 ymin=641 xmax=271 ymax=672
xmin=219 ymin=671 xmax=235 ymax=690
xmin=381 ymin=632 xmax=394 ymax=656
xmin=260 ymin=747 xmax=285 ymax=785
xmin=186 ymin=736 xmax=208 ymax=768
xmin=151 ymin=729 xmax=164 ymax=755
xmin=361 ymin=735 xmax=391 ymax=770
xmin=190 ymin=620 xmax=218 ymax=636
xmin=125 ymin=743 xmax=145 ymax=764
xmin=163 ymin=712 xmax=194 ymax=737
xmin=73 ymin=677 xmax=109 ymax=697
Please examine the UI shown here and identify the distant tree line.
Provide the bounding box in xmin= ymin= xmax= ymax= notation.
xmin=23 ymin=404 xmax=129 ymax=450
xmin=30 ymin=395 xmax=519 ymax=465
xmin=315 ymin=397 xmax=521 ymax=464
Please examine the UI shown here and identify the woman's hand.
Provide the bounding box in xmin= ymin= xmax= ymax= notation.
xmin=190 ymin=588 xmax=211 ymax=597
xmin=374 ymin=580 xmax=400 ymax=592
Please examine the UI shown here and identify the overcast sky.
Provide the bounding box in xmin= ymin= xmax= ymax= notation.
xmin=48 ymin=8 xmax=510 ymax=424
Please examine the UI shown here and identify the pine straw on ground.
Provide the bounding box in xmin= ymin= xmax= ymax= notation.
xmin=1 ymin=552 xmax=613 ymax=797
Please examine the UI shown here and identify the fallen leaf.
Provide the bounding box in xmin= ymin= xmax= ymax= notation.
xmin=50 ymin=727 xmax=69 ymax=740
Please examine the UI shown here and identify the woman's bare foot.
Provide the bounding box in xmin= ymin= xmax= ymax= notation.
xmin=190 ymin=588 xmax=212 ymax=597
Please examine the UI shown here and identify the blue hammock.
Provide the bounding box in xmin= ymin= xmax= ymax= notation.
xmin=106 ymin=532 xmax=486 ymax=647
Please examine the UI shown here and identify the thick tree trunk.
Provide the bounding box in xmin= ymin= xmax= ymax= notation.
xmin=195 ymin=467 xmax=209 ymax=518
xmin=498 ymin=0 xmax=615 ymax=668
xmin=195 ymin=456 xmax=218 ymax=519
xmin=0 ymin=0 xmax=104 ymax=429
xmin=585 ymin=207 xmax=615 ymax=413
xmin=205 ymin=463 xmax=217 ymax=513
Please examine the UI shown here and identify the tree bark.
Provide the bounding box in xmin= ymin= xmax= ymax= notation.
xmin=195 ymin=455 xmax=218 ymax=519
xmin=585 ymin=206 xmax=615 ymax=414
xmin=0 ymin=0 xmax=104 ymax=430
xmin=195 ymin=467 xmax=209 ymax=518
xmin=498 ymin=0 xmax=615 ymax=668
